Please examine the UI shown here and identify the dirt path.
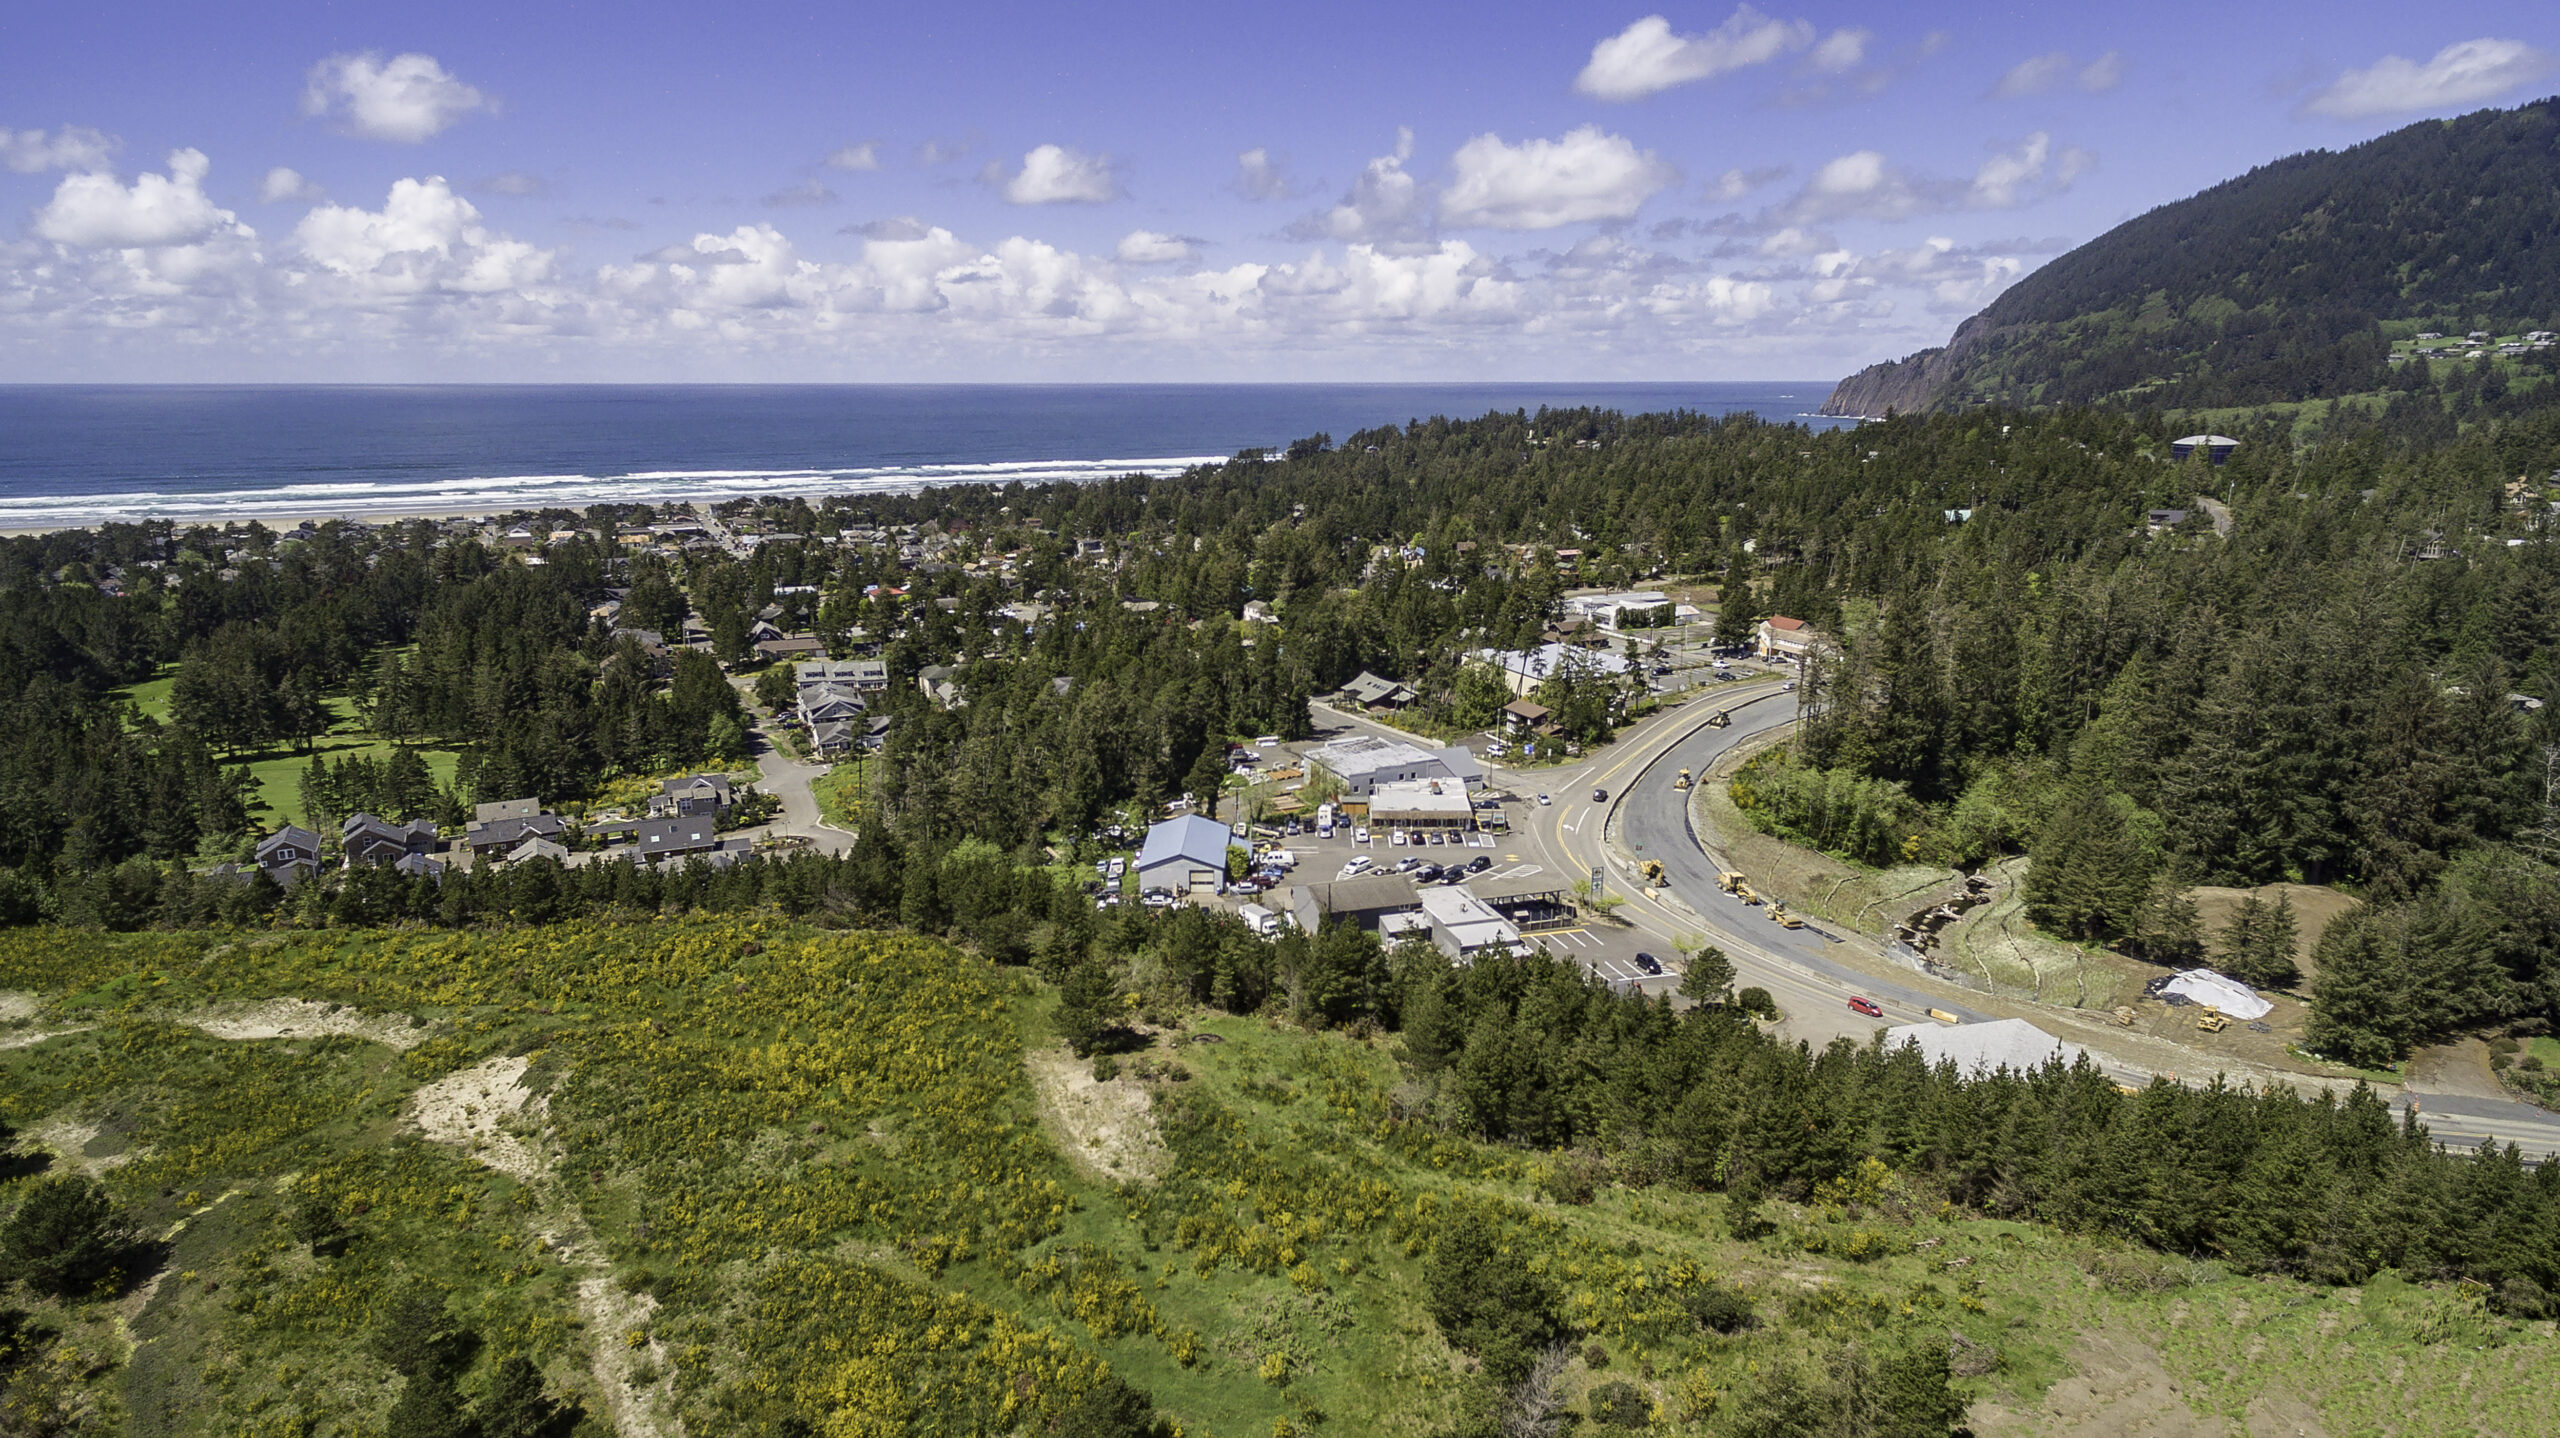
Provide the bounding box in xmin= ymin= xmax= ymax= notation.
xmin=1970 ymin=1331 xmax=2331 ymax=1438
xmin=407 ymin=1057 xmax=684 ymax=1438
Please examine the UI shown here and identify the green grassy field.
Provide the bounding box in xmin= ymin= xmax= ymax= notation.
xmin=234 ymin=697 xmax=463 ymax=827
xmin=810 ymin=758 xmax=871 ymax=828
xmin=0 ymin=922 xmax=2551 ymax=1437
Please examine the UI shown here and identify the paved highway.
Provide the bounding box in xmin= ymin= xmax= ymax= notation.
xmin=1442 ymin=684 xmax=2560 ymax=1158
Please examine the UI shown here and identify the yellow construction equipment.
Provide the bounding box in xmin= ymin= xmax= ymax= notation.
xmin=1672 ymin=767 xmax=1694 ymax=790
xmin=1736 ymin=883 xmax=1762 ymax=906
xmin=2195 ymin=1006 xmax=2229 ymax=1034
xmin=1640 ymin=859 xmax=1667 ymax=887
xmin=1926 ymin=1008 xmax=1960 ymax=1025
xmin=2110 ymin=1006 xmax=2136 ymax=1027
xmin=1706 ymin=710 xmax=1731 ymax=728
xmin=1775 ymin=909 xmax=1804 ymax=929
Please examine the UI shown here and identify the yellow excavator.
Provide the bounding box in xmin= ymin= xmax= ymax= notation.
xmin=1639 ymin=859 xmax=1668 ymax=887
xmin=1672 ymin=767 xmax=1694 ymax=790
xmin=1706 ymin=710 xmax=1731 ymax=728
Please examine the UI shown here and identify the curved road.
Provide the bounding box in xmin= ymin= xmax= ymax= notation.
xmin=1536 ymin=692 xmax=2560 ymax=1158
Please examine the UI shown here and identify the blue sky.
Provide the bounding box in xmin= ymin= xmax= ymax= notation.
xmin=4 ymin=1 xmax=2555 ymax=382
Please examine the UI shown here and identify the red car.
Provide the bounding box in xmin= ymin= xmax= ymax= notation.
xmin=1847 ymin=996 xmax=1884 ymax=1018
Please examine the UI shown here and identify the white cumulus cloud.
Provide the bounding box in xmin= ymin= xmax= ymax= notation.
xmin=1289 ymin=130 xmax=1428 ymax=242
xmin=1575 ymin=7 xmax=1814 ymax=101
xmin=1233 ymin=147 xmax=1294 ymax=200
xmin=997 ymin=144 xmax=1119 ymax=205
xmin=1441 ymin=126 xmax=1676 ymax=229
xmin=2302 ymin=38 xmax=2556 ymax=118
xmin=825 ymin=143 xmax=881 ymax=172
xmin=302 ymin=52 xmax=492 ymax=143
xmin=35 ymin=149 xmax=247 ymax=249
xmin=1116 ymin=230 xmax=1198 ymax=264
xmin=2 ymin=125 xmax=118 ymax=174
xmin=261 ymin=167 xmax=324 ymax=203
xmin=294 ymin=176 xmax=554 ymax=298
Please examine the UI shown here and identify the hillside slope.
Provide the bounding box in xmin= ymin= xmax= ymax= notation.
xmin=1824 ymin=97 xmax=2560 ymax=415
xmin=6 ymin=923 xmax=2560 ymax=1436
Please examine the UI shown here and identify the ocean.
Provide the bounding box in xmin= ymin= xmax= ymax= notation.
xmin=0 ymin=383 xmax=1854 ymax=529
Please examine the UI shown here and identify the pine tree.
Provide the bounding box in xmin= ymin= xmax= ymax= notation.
xmin=1680 ymin=944 xmax=1736 ymax=1003
xmin=2306 ymin=911 xmax=2410 ymax=1067
xmin=1054 ymin=952 xmax=1124 ymax=1057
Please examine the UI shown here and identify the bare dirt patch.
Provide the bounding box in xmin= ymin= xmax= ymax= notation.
xmin=187 ymin=998 xmax=428 ymax=1052
xmin=2405 ymin=1039 xmax=2507 ymax=1102
xmin=1025 ymin=1046 xmax=1170 ymax=1184
xmin=1970 ymin=1332 xmax=2226 ymax=1438
xmin=0 ymin=992 xmax=37 ymax=1022
xmin=2190 ymin=884 xmax=2358 ymax=981
xmin=406 ymin=1055 xmax=546 ymax=1182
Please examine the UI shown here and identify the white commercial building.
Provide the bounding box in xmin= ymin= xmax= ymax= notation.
xmin=1418 ymin=885 xmax=1525 ymax=961
xmin=1309 ymin=735 xmax=1483 ymax=796
xmin=1365 ymin=779 xmax=1475 ymax=833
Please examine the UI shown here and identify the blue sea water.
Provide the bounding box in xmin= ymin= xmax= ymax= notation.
xmin=0 ymin=383 xmax=1853 ymax=529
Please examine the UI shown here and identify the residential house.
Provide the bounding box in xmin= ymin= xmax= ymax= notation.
xmin=653 ymin=774 xmax=736 ymax=818
xmin=809 ymin=720 xmax=854 ymax=756
xmin=255 ymin=825 xmax=323 ymax=888
xmin=339 ymin=813 xmax=439 ymax=868
xmin=754 ymin=635 xmax=828 ymax=662
xmin=465 ymin=801 xmax=567 ymax=857
xmin=632 ymin=816 xmax=723 ymax=863
xmin=1340 ymin=670 xmax=1418 ymax=710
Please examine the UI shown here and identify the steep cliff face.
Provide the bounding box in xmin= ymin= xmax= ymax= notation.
xmin=1819 ymin=319 xmax=1993 ymax=416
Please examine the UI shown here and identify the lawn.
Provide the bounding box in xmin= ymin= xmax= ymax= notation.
xmin=113 ymin=664 xmax=178 ymax=723
xmin=231 ymin=696 xmax=462 ymax=827
xmin=811 ymin=757 xmax=871 ymax=827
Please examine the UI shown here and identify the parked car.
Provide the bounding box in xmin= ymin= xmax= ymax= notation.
xmin=1392 ymin=829 xmax=1408 ymax=846
xmin=1353 ymin=825 xmax=1371 ymax=844
xmin=1467 ymin=856 xmax=1493 ymax=873
xmin=1848 ymin=996 xmax=1884 ymax=1018
xmin=1142 ymin=890 xmax=1177 ymax=909
xmin=1415 ymin=864 xmax=1443 ymax=882
xmin=1396 ymin=856 xmax=1423 ymax=873
xmin=1634 ymin=952 xmax=1663 ymax=975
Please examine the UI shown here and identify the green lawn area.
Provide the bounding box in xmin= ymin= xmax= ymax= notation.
xmin=812 ymin=757 xmax=871 ymax=828
xmin=229 ymin=697 xmax=462 ymax=828
xmin=115 ymin=664 xmax=178 ymax=723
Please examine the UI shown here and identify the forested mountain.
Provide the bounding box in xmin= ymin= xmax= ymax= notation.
xmin=1824 ymin=97 xmax=2560 ymax=415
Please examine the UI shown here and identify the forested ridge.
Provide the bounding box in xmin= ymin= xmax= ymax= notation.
xmin=1825 ymin=96 xmax=2560 ymax=413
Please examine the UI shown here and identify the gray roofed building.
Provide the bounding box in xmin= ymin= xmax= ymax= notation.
xmin=1288 ymin=874 xmax=1424 ymax=936
xmin=255 ymin=825 xmax=324 ymax=887
xmin=1134 ymin=815 xmax=1236 ymax=894
xmin=340 ymin=813 xmax=439 ymax=867
xmin=1308 ymin=734 xmax=1480 ymax=796
xmin=465 ymin=810 xmax=567 ymax=856
xmin=633 ymin=816 xmax=721 ymax=861
xmin=1341 ymin=670 xmax=1419 ymax=709
xmin=653 ymin=773 xmax=736 ymax=817
xmin=473 ymin=798 xmax=544 ymax=825
xmin=1416 ymin=885 xmax=1525 ymax=960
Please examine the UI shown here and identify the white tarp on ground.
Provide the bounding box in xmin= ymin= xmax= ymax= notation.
xmin=1882 ymin=1017 xmax=2087 ymax=1074
xmin=2159 ymin=968 xmax=2272 ymax=1020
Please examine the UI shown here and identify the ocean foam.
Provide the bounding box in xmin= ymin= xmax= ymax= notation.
xmin=0 ymin=456 xmax=1229 ymax=529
